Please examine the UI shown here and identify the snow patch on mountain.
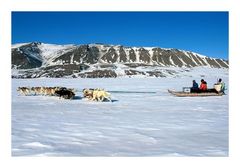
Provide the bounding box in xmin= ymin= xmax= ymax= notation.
xmin=38 ymin=43 xmax=75 ymax=59
xmin=11 ymin=43 xmax=29 ymax=49
xmin=37 ymin=43 xmax=76 ymax=66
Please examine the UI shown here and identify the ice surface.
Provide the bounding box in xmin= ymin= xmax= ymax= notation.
xmin=12 ymin=77 xmax=228 ymax=156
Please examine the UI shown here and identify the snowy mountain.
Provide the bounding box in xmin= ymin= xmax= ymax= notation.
xmin=11 ymin=42 xmax=228 ymax=78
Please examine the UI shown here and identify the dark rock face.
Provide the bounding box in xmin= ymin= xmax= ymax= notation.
xmin=174 ymin=50 xmax=197 ymax=67
xmin=119 ymin=46 xmax=128 ymax=62
xmin=124 ymin=63 xmax=152 ymax=68
xmin=12 ymin=43 xmax=42 ymax=69
xmin=129 ymin=49 xmax=137 ymax=62
xmin=52 ymin=51 xmax=72 ymax=64
xmin=11 ymin=42 xmax=228 ymax=78
xmin=152 ymin=48 xmax=172 ymax=66
xmin=215 ymin=59 xmax=228 ymax=68
xmin=195 ymin=55 xmax=208 ymax=66
xmin=52 ymin=45 xmax=99 ymax=64
xmin=187 ymin=52 xmax=202 ymax=66
xmin=139 ymin=48 xmax=151 ymax=63
xmin=101 ymin=47 xmax=118 ymax=63
xmin=205 ymin=57 xmax=221 ymax=68
xmin=146 ymin=71 xmax=166 ymax=77
xmin=170 ymin=52 xmax=184 ymax=67
xmin=78 ymin=70 xmax=117 ymax=78
xmin=125 ymin=70 xmax=145 ymax=76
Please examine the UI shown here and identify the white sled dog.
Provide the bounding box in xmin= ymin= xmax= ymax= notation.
xmin=83 ymin=88 xmax=111 ymax=102
xmin=83 ymin=88 xmax=94 ymax=99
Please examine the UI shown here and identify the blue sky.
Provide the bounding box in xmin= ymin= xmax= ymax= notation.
xmin=12 ymin=12 xmax=228 ymax=59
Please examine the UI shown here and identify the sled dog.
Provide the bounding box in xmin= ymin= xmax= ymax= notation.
xmin=83 ymin=88 xmax=111 ymax=101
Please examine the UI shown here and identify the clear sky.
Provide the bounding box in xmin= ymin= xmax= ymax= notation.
xmin=12 ymin=12 xmax=228 ymax=59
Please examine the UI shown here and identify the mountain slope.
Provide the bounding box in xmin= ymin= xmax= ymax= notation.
xmin=11 ymin=42 xmax=228 ymax=78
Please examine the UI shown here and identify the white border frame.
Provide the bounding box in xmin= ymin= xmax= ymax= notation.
xmin=1 ymin=0 xmax=240 ymax=168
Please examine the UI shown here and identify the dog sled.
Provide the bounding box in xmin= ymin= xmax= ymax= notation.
xmin=168 ymin=89 xmax=224 ymax=97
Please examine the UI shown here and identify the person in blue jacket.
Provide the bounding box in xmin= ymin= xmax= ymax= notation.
xmin=191 ymin=80 xmax=199 ymax=93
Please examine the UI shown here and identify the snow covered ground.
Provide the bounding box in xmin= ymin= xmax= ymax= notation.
xmin=12 ymin=76 xmax=228 ymax=156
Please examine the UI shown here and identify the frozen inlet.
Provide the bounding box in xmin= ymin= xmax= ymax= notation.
xmin=12 ymin=77 xmax=228 ymax=156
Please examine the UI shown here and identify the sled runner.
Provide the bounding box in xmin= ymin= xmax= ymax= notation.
xmin=168 ymin=89 xmax=224 ymax=97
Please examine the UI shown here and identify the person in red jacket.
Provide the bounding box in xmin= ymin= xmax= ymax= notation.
xmin=199 ymin=79 xmax=207 ymax=91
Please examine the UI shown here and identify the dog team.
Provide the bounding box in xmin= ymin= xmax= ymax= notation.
xmin=17 ymin=86 xmax=111 ymax=101
xmin=17 ymin=86 xmax=73 ymax=96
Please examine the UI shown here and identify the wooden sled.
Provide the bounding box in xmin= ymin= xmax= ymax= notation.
xmin=168 ymin=89 xmax=224 ymax=97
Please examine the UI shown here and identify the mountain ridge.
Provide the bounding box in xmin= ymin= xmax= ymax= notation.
xmin=11 ymin=42 xmax=228 ymax=78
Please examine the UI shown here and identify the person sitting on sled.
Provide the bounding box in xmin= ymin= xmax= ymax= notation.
xmin=199 ymin=79 xmax=207 ymax=92
xmin=190 ymin=80 xmax=199 ymax=93
xmin=214 ymin=78 xmax=225 ymax=93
